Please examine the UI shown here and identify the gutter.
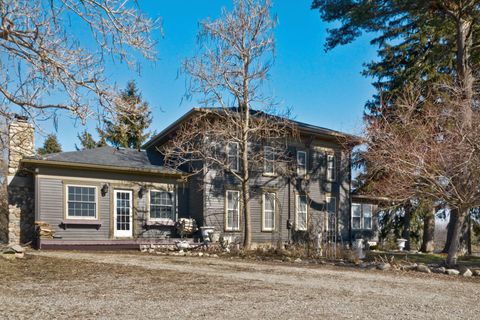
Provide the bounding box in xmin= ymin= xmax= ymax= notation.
xmin=21 ymin=158 xmax=184 ymax=179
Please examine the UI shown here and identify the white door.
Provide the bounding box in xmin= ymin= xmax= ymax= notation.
xmin=114 ymin=190 xmax=133 ymax=238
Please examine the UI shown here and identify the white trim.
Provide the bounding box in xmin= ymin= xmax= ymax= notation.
xmin=262 ymin=192 xmax=276 ymax=232
xmin=327 ymin=154 xmax=336 ymax=181
xmin=227 ymin=141 xmax=240 ymax=172
xmin=65 ymin=184 xmax=98 ymax=220
xmin=297 ymin=150 xmax=307 ymax=176
xmin=263 ymin=146 xmax=275 ymax=175
xmin=296 ymin=194 xmax=308 ymax=231
xmin=114 ymin=189 xmax=133 ymax=238
xmin=148 ymin=189 xmax=176 ymax=222
xmin=325 ymin=196 xmax=337 ymax=231
xmin=225 ymin=190 xmax=241 ymax=231
xmin=351 ymin=203 xmax=373 ymax=230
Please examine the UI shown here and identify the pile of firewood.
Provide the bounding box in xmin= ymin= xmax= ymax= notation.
xmin=35 ymin=221 xmax=54 ymax=239
xmin=175 ymin=218 xmax=198 ymax=238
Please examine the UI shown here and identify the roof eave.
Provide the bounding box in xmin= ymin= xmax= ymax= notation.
xmin=21 ymin=158 xmax=184 ymax=178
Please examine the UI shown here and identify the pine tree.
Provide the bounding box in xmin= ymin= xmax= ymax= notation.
xmin=75 ymin=130 xmax=106 ymax=150
xmin=38 ymin=134 xmax=62 ymax=155
xmin=98 ymin=81 xmax=152 ymax=149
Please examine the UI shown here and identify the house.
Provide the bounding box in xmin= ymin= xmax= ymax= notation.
xmin=6 ymin=109 xmax=367 ymax=249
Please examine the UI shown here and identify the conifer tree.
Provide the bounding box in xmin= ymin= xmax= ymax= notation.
xmin=38 ymin=134 xmax=62 ymax=155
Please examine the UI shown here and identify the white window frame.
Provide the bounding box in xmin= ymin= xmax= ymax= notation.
xmin=65 ymin=184 xmax=98 ymax=220
xmin=227 ymin=142 xmax=239 ymax=172
xmin=351 ymin=203 xmax=362 ymax=230
xmin=327 ymin=154 xmax=336 ymax=181
xmin=262 ymin=192 xmax=276 ymax=232
xmin=297 ymin=150 xmax=307 ymax=176
xmin=264 ymin=146 xmax=276 ymax=175
xmin=296 ymin=194 xmax=308 ymax=231
xmin=149 ymin=190 xmax=175 ymax=222
xmin=225 ymin=190 xmax=241 ymax=231
xmin=351 ymin=203 xmax=373 ymax=230
xmin=325 ymin=196 xmax=337 ymax=231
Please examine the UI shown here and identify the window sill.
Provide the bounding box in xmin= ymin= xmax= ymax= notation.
xmin=262 ymin=173 xmax=277 ymax=178
xmin=61 ymin=219 xmax=102 ymax=230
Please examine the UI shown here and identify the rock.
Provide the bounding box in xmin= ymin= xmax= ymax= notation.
xmin=446 ymin=269 xmax=460 ymax=276
xmin=401 ymin=264 xmax=417 ymax=271
xmin=283 ymin=257 xmax=292 ymax=262
xmin=198 ymin=252 xmax=204 ymax=257
xmin=15 ymin=252 xmax=25 ymax=259
xmin=294 ymin=258 xmax=302 ymax=263
xmin=377 ymin=263 xmax=391 ymax=271
xmin=472 ymin=270 xmax=480 ymax=277
xmin=432 ymin=267 xmax=446 ymax=274
xmin=359 ymin=262 xmax=369 ymax=269
xmin=460 ymin=268 xmax=472 ymax=277
xmin=212 ymin=254 xmax=219 ymax=258
xmin=416 ymin=264 xmax=431 ymax=273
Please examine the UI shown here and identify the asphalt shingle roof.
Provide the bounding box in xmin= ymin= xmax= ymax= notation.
xmin=33 ymin=146 xmax=178 ymax=174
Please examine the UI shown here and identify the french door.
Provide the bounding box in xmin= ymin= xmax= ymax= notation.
xmin=114 ymin=190 xmax=133 ymax=238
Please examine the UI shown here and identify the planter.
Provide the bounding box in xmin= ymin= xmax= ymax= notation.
xmin=200 ymin=226 xmax=215 ymax=242
xmin=396 ymin=238 xmax=407 ymax=251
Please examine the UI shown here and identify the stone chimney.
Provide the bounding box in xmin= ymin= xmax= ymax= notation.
xmin=7 ymin=115 xmax=35 ymax=245
xmin=8 ymin=114 xmax=35 ymax=176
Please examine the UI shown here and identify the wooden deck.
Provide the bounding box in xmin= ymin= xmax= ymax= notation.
xmin=38 ymin=238 xmax=198 ymax=250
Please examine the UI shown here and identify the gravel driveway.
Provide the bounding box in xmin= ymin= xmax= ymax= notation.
xmin=1 ymin=251 xmax=479 ymax=319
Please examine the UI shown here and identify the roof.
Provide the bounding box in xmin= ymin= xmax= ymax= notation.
xmin=142 ymin=107 xmax=362 ymax=149
xmin=22 ymin=146 xmax=182 ymax=177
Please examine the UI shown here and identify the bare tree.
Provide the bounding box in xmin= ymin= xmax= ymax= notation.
xmin=0 ymin=0 xmax=160 ymax=123
xmin=363 ymin=83 xmax=480 ymax=266
xmin=160 ymin=0 xmax=296 ymax=249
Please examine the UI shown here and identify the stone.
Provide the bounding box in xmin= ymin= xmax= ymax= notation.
xmin=198 ymin=252 xmax=204 ymax=257
xmin=212 ymin=254 xmax=219 ymax=258
xmin=294 ymin=258 xmax=302 ymax=263
xmin=432 ymin=267 xmax=446 ymax=274
xmin=2 ymin=253 xmax=16 ymax=261
xmin=401 ymin=264 xmax=417 ymax=271
xmin=377 ymin=263 xmax=391 ymax=271
xmin=446 ymin=269 xmax=460 ymax=276
xmin=460 ymin=268 xmax=472 ymax=277
xmin=416 ymin=264 xmax=431 ymax=273
xmin=14 ymin=252 xmax=25 ymax=259
xmin=472 ymin=270 xmax=480 ymax=277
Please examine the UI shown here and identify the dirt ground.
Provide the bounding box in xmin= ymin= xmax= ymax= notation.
xmin=1 ymin=251 xmax=479 ymax=320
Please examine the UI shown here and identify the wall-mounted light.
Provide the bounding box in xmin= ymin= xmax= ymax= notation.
xmin=139 ymin=185 xmax=147 ymax=198
xmin=101 ymin=184 xmax=109 ymax=197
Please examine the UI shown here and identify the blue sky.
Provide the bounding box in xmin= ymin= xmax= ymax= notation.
xmin=36 ymin=0 xmax=377 ymax=151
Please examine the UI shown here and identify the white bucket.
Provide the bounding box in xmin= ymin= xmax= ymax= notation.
xmin=200 ymin=226 xmax=215 ymax=241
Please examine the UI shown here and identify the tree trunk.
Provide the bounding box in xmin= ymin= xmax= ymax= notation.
xmin=443 ymin=210 xmax=457 ymax=253
xmin=402 ymin=203 xmax=412 ymax=251
xmin=446 ymin=208 xmax=467 ymax=267
xmin=420 ymin=207 xmax=435 ymax=253
xmin=455 ymin=17 xmax=473 ymax=124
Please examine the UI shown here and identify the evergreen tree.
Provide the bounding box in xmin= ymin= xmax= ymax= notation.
xmin=38 ymin=134 xmax=62 ymax=155
xmin=98 ymin=81 xmax=152 ymax=149
xmin=75 ymin=129 xmax=107 ymax=150
xmin=312 ymin=1 xmax=480 ymax=117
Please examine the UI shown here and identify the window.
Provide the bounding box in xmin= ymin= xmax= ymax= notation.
xmin=325 ymin=196 xmax=337 ymax=231
xmin=150 ymin=190 xmax=175 ymax=220
xmin=352 ymin=203 xmax=362 ymax=229
xmin=296 ymin=195 xmax=308 ymax=231
xmin=327 ymin=154 xmax=336 ymax=181
xmin=226 ymin=190 xmax=240 ymax=231
xmin=262 ymin=192 xmax=275 ymax=231
xmin=264 ymin=146 xmax=275 ymax=175
xmin=297 ymin=151 xmax=307 ymax=176
xmin=227 ymin=142 xmax=239 ymax=171
xmin=66 ymin=185 xmax=97 ymax=219
xmin=351 ymin=203 xmax=373 ymax=230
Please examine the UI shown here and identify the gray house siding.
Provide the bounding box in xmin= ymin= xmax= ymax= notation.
xmin=35 ymin=166 xmax=181 ymax=243
xmin=193 ymin=135 xmax=353 ymax=246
